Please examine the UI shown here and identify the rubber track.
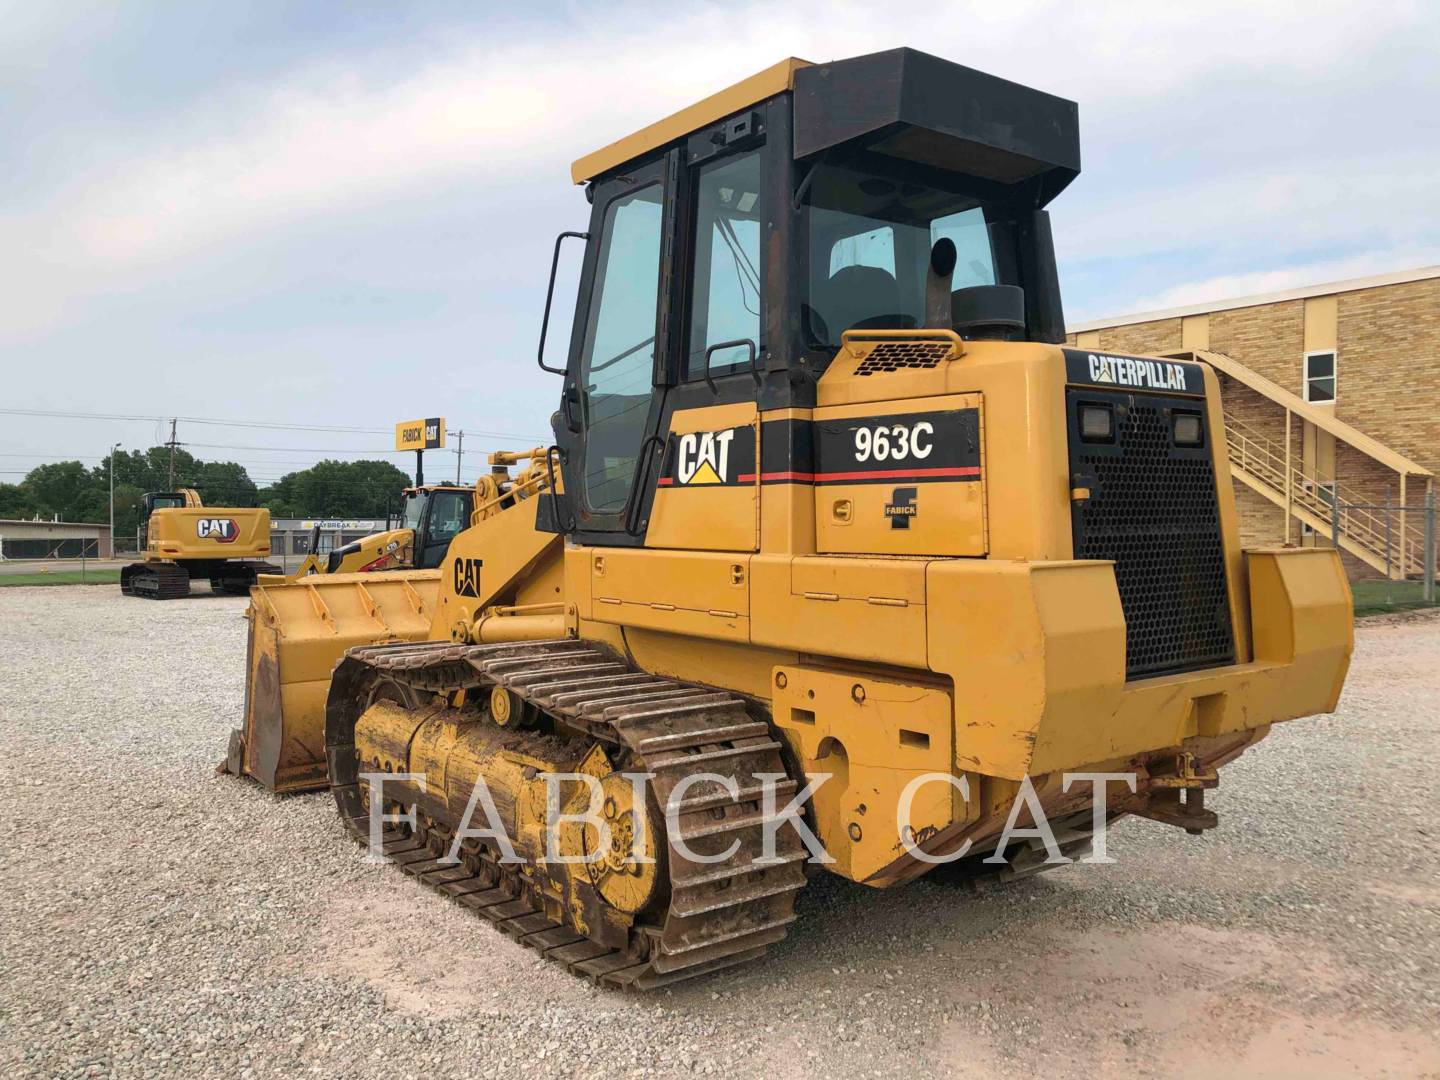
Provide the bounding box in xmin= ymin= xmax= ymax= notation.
xmin=327 ymin=639 xmax=810 ymax=989
xmin=211 ymin=562 xmax=283 ymax=595
xmin=120 ymin=562 xmax=190 ymax=600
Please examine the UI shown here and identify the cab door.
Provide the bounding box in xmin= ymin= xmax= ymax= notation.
xmin=556 ymin=153 xmax=676 ymax=544
xmin=643 ymin=136 xmax=767 ymax=553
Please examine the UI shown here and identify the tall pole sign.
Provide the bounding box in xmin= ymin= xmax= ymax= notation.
xmin=395 ymin=418 xmax=446 ymax=488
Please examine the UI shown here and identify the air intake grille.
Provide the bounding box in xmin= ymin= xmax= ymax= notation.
xmin=855 ymin=341 xmax=955 ymax=375
xmin=1068 ymin=390 xmax=1235 ymax=679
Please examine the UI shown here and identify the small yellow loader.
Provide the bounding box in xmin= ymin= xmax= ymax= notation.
xmin=225 ymin=49 xmax=1353 ymax=988
xmin=120 ymin=489 xmax=279 ymax=599
xmin=269 ymin=449 xmax=551 ymax=582
xmin=225 ymin=448 xmax=553 ymax=792
xmin=273 ymin=483 xmax=475 ymax=581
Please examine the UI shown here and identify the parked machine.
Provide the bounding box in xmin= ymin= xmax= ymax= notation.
xmin=273 ymin=451 xmax=551 ymax=582
xmin=276 ymin=484 xmax=477 ymax=580
xmin=225 ymin=49 xmax=1353 ymax=988
xmin=120 ymin=489 xmax=279 ymax=599
xmin=225 ymin=448 xmax=552 ymax=792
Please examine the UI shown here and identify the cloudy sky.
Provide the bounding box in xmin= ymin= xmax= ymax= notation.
xmin=3 ymin=1 xmax=1437 ymax=484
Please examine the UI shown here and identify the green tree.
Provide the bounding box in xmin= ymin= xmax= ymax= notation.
xmin=12 ymin=448 xmax=409 ymax=532
xmin=258 ymin=459 xmax=409 ymax=519
xmin=0 ymin=482 xmax=36 ymax=519
xmin=14 ymin=449 xmax=261 ymax=535
xmin=139 ymin=446 xmax=201 ymax=491
xmin=111 ymin=483 xmax=146 ymax=544
xmin=21 ymin=461 xmax=92 ymax=521
xmin=196 ymin=461 xmax=258 ymax=506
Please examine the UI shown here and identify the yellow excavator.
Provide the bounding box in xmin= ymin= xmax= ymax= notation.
xmin=120 ymin=489 xmax=279 ymax=599
xmin=225 ymin=49 xmax=1352 ymax=988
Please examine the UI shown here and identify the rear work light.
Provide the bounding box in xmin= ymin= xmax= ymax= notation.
xmin=1173 ymin=412 xmax=1204 ymax=447
xmin=1079 ymin=404 xmax=1114 ymax=442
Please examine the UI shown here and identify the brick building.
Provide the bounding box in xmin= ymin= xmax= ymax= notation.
xmin=1068 ymin=266 xmax=1438 ymax=580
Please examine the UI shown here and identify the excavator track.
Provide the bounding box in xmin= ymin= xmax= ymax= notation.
xmin=120 ymin=561 xmax=190 ymax=600
xmin=325 ymin=638 xmax=810 ymax=989
xmin=210 ymin=561 xmax=283 ymax=596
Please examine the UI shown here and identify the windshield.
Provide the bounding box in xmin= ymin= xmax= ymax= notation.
xmin=424 ymin=490 xmax=469 ymax=546
xmin=803 ymin=163 xmax=1003 ymax=348
xmin=401 ymin=492 xmax=425 ymax=531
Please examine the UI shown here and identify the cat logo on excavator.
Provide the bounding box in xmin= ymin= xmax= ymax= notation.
xmin=197 ymin=518 xmax=239 ymax=543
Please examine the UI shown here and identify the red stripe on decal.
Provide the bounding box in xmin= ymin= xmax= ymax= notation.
xmin=817 ymin=465 xmax=980 ymax=482
xmin=756 ymin=466 xmax=980 ymax=483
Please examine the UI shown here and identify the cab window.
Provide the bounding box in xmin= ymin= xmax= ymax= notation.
xmin=425 ymin=490 xmax=469 ymax=546
xmin=578 ymin=184 xmax=664 ymax=513
xmin=687 ymin=149 xmax=763 ymax=380
xmin=803 ymin=163 xmax=1003 ymax=348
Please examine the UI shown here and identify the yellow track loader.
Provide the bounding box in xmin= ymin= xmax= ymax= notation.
xmin=227 ymin=49 xmax=1352 ymax=988
xmin=120 ymin=489 xmax=279 ymax=599
xmin=271 ymin=451 xmax=552 ymax=581
xmin=225 ymin=449 xmax=553 ymax=792
xmin=274 ymin=484 xmax=476 ymax=580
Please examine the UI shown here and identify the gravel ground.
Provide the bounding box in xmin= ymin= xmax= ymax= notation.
xmin=1 ymin=586 xmax=1437 ymax=1079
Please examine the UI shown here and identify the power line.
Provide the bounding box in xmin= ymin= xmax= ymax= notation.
xmin=0 ymin=406 xmax=547 ymax=443
xmin=0 ymin=453 xmax=109 ymax=459
xmin=184 ymin=441 xmax=403 ymax=454
xmin=0 ymin=451 xmax=399 ymax=467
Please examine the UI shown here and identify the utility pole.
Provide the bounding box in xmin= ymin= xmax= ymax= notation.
xmin=109 ymin=442 xmax=121 ymax=559
xmin=165 ymin=418 xmax=180 ymax=489
xmin=451 ymin=429 xmax=465 ymax=484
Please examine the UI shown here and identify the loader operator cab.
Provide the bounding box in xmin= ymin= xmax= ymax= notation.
xmin=540 ymin=48 xmax=1075 ymax=546
xmin=803 ymin=167 xmax=1023 ymax=344
xmin=391 ymin=485 xmax=474 ymax=570
xmin=320 ymin=486 xmax=472 ymax=574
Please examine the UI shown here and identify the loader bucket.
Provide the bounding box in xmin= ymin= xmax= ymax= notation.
xmin=225 ymin=570 xmax=440 ymax=793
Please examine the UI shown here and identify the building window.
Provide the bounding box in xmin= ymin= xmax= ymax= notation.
xmin=1304 ymin=350 xmax=1336 ymax=403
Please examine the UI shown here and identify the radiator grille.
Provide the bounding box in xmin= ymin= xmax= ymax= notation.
xmin=854 ymin=340 xmax=955 ymax=375
xmin=1068 ymin=390 xmax=1235 ymax=679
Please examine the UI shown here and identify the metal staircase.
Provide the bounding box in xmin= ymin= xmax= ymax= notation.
xmin=1165 ymin=350 xmax=1434 ymax=580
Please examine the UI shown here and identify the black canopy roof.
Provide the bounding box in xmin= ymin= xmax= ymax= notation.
xmin=793 ymin=48 xmax=1080 ymax=206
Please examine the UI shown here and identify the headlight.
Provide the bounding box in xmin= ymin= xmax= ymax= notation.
xmin=1173 ymin=412 xmax=1204 ymax=447
xmin=1079 ymin=404 xmax=1114 ymax=442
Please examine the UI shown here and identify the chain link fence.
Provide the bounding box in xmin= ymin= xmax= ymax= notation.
xmin=0 ymin=538 xmax=103 ymax=560
xmin=1318 ymin=489 xmax=1439 ymax=615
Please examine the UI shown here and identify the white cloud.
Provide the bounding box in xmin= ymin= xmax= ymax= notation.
xmin=3 ymin=0 xmax=1437 ymax=347
xmin=1055 ymin=148 xmax=1440 ymax=265
xmin=1116 ymin=250 xmax=1440 ymax=316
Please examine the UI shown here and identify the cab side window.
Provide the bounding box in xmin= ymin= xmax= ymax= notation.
xmin=687 ymin=150 xmax=762 ymax=380
xmin=579 ymin=185 xmax=665 ymax=513
xmin=426 ymin=490 xmax=469 ymax=544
